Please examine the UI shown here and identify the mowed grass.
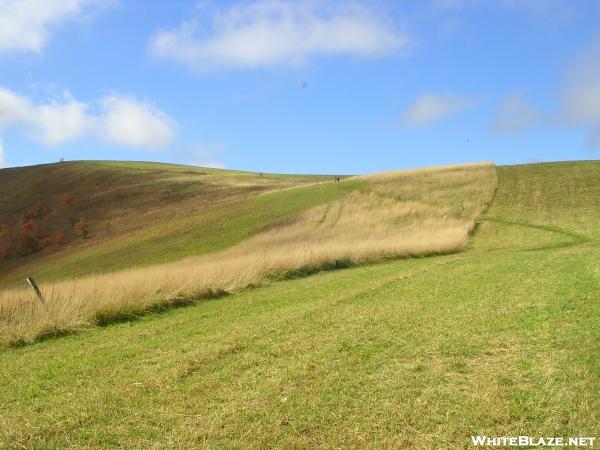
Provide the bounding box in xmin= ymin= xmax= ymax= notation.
xmin=474 ymin=161 xmax=600 ymax=251
xmin=0 ymin=164 xmax=495 ymax=346
xmin=0 ymin=161 xmax=598 ymax=448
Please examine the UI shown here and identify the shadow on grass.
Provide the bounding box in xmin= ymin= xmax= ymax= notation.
xmin=92 ymin=289 xmax=230 ymax=327
xmin=8 ymin=327 xmax=78 ymax=348
xmin=269 ymin=259 xmax=355 ymax=282
xmin=483 ymin=217 xmax=591 ymax=252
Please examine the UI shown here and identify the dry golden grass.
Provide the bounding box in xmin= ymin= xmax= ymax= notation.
xmin=0 ymin=163 xmax=496 ymax=346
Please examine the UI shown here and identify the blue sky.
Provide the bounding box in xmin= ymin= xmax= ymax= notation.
xmin=0 ymin=0 xmax=599 ymax=174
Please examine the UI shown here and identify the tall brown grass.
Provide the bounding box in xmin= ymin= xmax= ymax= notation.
xmin=0 ymin=163 xmax=497 ymax=346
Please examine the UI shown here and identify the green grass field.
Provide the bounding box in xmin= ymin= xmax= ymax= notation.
xmin=0 ymin=161 xmax=599 ymax=448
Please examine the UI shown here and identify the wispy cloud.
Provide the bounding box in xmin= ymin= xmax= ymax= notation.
xmin=0 ymin=86 xmax=176 ymax=149
xmin=562 ymin=39 xmax=600 ymax=149
xmin=491 ymin=92 xmax=539 ymax=134
xmin=179 ymin=141 xmax=227 ymax=169
xmin=150 ymin=0 xmax=408 ymax=71
xmin=0 ymin=0 xmax=114 ymax=55
xmin=401 ymin=93 xmax=471 ymax=127
xmin=487 ymin=39 xmax=600 ymax=149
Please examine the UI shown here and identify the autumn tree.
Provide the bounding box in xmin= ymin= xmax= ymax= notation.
xmin=17 ymin=218 xmax=45 ymax=256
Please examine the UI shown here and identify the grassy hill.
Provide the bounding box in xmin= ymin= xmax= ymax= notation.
xmin=0 ymin=161 xmax=338 ymax=286
xmin=0 ymin=161 xmax=598 ymax=448
xmin=0 ymin=162 xmax=496 ymax=345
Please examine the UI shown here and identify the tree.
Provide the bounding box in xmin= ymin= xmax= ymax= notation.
xmin=17 ymin=218 xmax=45 ymax=256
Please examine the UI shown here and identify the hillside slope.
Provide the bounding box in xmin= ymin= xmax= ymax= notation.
xmin=0 ymin=163 xmax=496 ymax=345
xmin=474 ymin=161 xmax=600 ymax=251
xmin=0 ymin=161 xmax=598 ymax=448
xmin=0 ymin=161 xmax=335 ymax=286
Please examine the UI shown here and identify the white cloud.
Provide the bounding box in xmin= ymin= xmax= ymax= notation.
xmin=491 ymin=92 xmax=539 ymax=133
xmin=562 ymin=40 xmax=600 ymax=149
xmin=34 ymin=96 xmax=93 ymax=145
xmin=0 ymin=87 xmax=93 ymax=145
xmin=0 ymin=86 xmax=176 ymax=150
xmin=150 ymin=0 xmax=408 ymax=71
xmin=401 ymin=93 xmax=471 ymax=126
xmin=100 ymin=95 xmax=175 ymax=149
xmin=0 ymin=87 xmax=30 ymax=124
xmin=0 ymin=0 xmax=112 ymax=55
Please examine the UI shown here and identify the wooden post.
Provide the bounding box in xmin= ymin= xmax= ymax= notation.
xmin=26 ymin=277 xmax=46 ymax=309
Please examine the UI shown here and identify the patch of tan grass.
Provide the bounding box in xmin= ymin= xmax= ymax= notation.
xmin=0 ymin=163 xmax=497 ymax=346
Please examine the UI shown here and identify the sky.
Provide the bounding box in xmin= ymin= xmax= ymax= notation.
xmin=0 ymin=0 xmax=599 ymax=174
